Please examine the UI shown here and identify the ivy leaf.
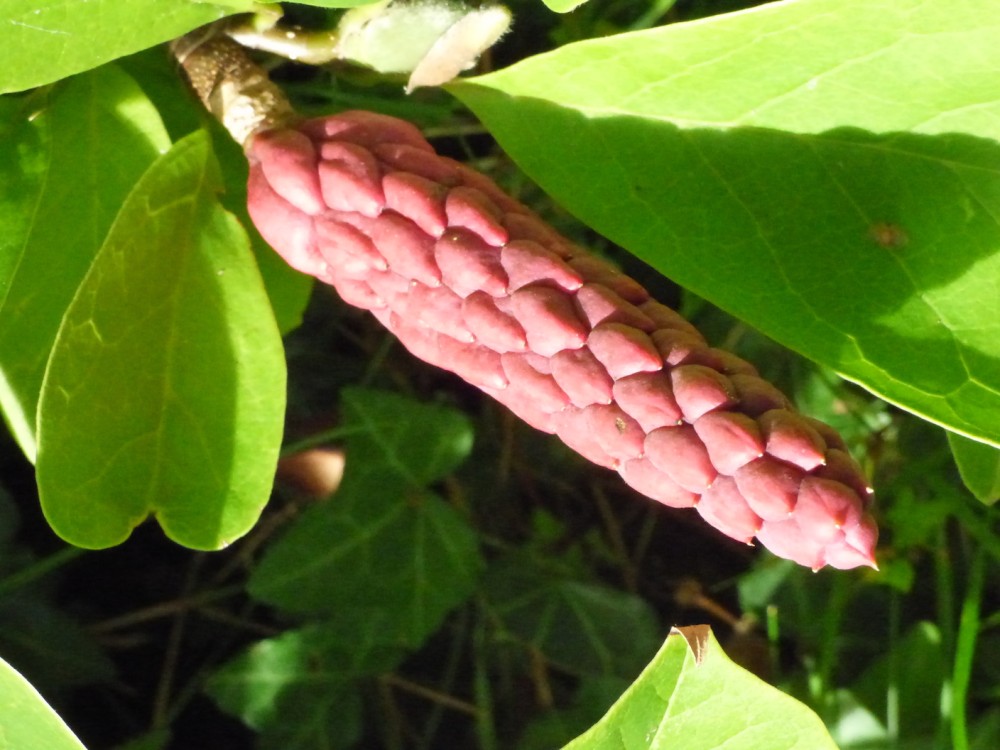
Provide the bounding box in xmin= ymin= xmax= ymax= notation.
xmin=338 ymin=386 xmax=475 ymax=486
xmin=0 ymin=0 xmax=253 ymax=94
xmin=451 ymin=0 xmax=1000 ymax=448
xmin=483 ymin=555 xmax=661 ymax=678
xmin=248 ymin=388 xmax=481 ymax=647
xmin=36 ymin=130 xmax=286 ymax=550
xmin=0 ymin=64 xmax=171 ymax=462
xmin=949 ymin=433 xmax=1000 ymax=505
xmin=563 ymin=626 xmax=838 ymax=750
xmin=0 ymin=656 xmax=87 ymax=750
xmin=206 ymin=621 xmax=403 ymax=750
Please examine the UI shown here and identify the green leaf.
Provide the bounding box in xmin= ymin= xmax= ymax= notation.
xmin=0 ymin=96 xmax=44 ymax=313
xmin=450 ymin=0 xmax=1000 ymax=448
xmin=115 ymin=48 xmax=313 ymax=335
xmin=339 ymin=386 xmax=475 ymax=485
xmin=0 ymin=0 xmax=252 ymax=94
xmin=539 ymin=0 xmax=589 ymax=13
xmin=0 ymin=655 xmax=87 ymax=750
xmin=0 ymin=64 xmax=170 ymax=462
xmin=206 ymin=621 xmax=402 ymax=749
xmin=483 ymin=556 xmax=661 ymax=678
xmin=248 ymin=388 xmax=480 ymax=647
xmin=563 ymin=626 xmax=839 ymax=750
xmin=35 ymin=130 xmax=286 ymax=550
xmin=949 ymin=432 xmax=1000 ymax=505
xmin=211 ymin=121 xmax=314 ymax=336
xmin=286 ymin=0 xmax=388 ymax=7
xmin=849 ymin=621 xmax=946 ymax=741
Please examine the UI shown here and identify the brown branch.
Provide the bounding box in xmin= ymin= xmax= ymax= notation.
xmin=171 ymin=29 xmax=297 ymax=146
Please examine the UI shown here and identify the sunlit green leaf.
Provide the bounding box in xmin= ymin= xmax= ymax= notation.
xmin=539 ymin=0 xmax=589 ymax=12
xmin=451 ymin=0 xmax=1000 ymax=448
xmin=211 ymin=121 xmax=314 ymax=336
xmin=116 ymin=48 xmax=313 ymax=335
xmin=950 ymin=432 xmax=1000 ymax=505
xmin=0 ymin=64 xmax=170 ymax=462
xmin=564 ymin=626 xmax=838 ymax=750
xmin=36 ymin=130 xmax=286 ymax=549
xmin=0 ymin=0 xmax=252 ymax=94
xmin=248 ymin=388 xmax=480 ymax=646
xmin=0 ymin=656 xmax=87 ymax=750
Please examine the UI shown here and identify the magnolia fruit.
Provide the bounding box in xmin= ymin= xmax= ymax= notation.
xmin=244 ymin=109 xmax=877 ymax=570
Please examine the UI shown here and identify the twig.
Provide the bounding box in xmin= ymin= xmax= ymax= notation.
xmin=380 ymin=672 xmax=481 ymax=717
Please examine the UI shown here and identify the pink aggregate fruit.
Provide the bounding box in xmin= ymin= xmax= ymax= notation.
xmin=244 ymin=109 xmax=878 ymax=571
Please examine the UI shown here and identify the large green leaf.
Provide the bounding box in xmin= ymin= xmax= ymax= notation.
xmin=211 ymin=121 xmax=315 ymax=336
xmin=0 ymin=655 xmax=87 ymax=750
xmin=35 ymin=130 xmax=286 ymax=549
xmin=0 ymin=0 xmax=252 ymax=94
xmin=248 ymin=388 xmax=481 ymax=647
xmin=0 ymin=96 xmax=45 ymax=313
xmin=116 ymin=47 xmax=314 ymax=336
xmin=450 ymin=0 xmax=1000 ymax=448
xmin=563 ymin=626 xmax=838 ymax=750
xmin=0 ymin=64 xmax=170 ymax=462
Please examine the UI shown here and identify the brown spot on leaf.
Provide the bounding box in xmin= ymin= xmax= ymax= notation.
xmin=869 ymin=222 xmax=908 ymax=249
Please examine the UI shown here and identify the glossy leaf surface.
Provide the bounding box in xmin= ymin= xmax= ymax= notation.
xmin=0 ymin=0 xmax=249 ymax=94
xmin=0 ymin=656 xmax=87 ymax=750
xmin=563 ymin=626 xmax=838 ymax=749
xmin=0 ymin=65 xmax=170 ymax=461
xmin=36 ymin=131 xmax=286 ymax=549
xmin=451 ymin=0 xmax=1000 ymax=448
xmin=115 ymin=48 xmax=314 ymax=336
